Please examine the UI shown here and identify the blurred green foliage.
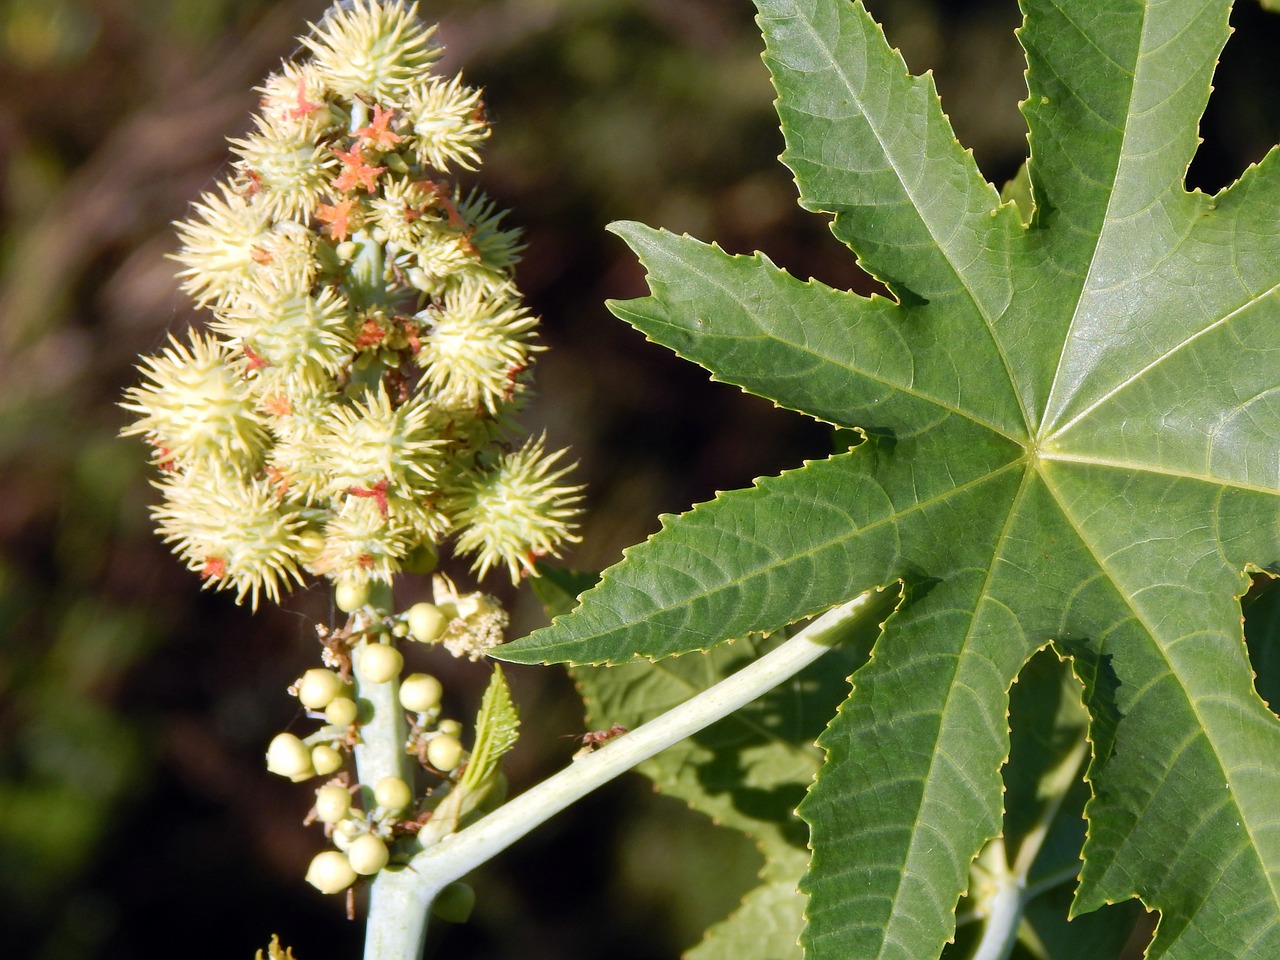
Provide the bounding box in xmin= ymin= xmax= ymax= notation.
xmin=0 ymin=1 xmax=1275 ymax=958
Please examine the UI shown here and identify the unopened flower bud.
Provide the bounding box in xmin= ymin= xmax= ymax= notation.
xmin=356 ymin=642 xmax=403 ymax=683
xmin=347 ymin=833 xmax=390 ymax=875
xmin=335 ymin=579 xmax=371 ymax=613
xmin=437 ymin=719 xmax=463 ymax=739
xmin=267 ymin=732 xmax=314 ymax=779
xmin=315 ymin=784 xmax=353 ymax=824
xmin=406 ymin=602 xmax=447 ymax=643
xmin=431 ymin=881 xmax=476 ymax=923
xmin=305 ymin=850 xmax=357 ymax=894
xmin=373 ymin=775 xmax=412 ymax=811
xmin=400 ymin=673 xmax=443 ymax=712
xmin=426 ymin=733 xmax=463 ymax=772
xmin=311 ymin=744 xmax=344 ymax=776
xmin=332 ymin=817 xmax=365 ymax=852
xmin=325 ymin=695 xmax=359 ymax=727
xmin=297 ymin=667 xmax=345 ymax=709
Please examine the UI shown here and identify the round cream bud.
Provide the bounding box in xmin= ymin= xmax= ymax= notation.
xmin=297 ymin=668 xmax=345 ymax=710
xmin=437 ymin=719 xmax=463 ymax=739
xmin=266 ymin=733 xmax=314 ymax=779
xmin=431 ymin=881 xmax=476 ymax=923
xmin=399 ymin=673 xmax=443 ymax=713
xmin=305 ymin=850 xmax=357 ymax=894
xmin=315 ymin=785 xmax=353 ymax=824
xmin=347 ymin=833 xmax=390 ymax=875
xmin=325 ymin=696 xmax=359 ymax=727
xmin=374 ymin=775 xmax=412 ymax=811
xmin=356 ymin=642 xmax=403 ymax=684
xmin=298 ymin=531 xmax=326 ymax=565
xmin=311 ymin=744 xmax=344 ymax=776
xmin=406 ymin=602 xmax=448 ymax=644
xmin=332 ymin=817 xmax=364 ymax=852
xmin=335 ymin=579 xmax=371 ymax=613
xmin=427 ymin=734 xmax=463 ymax=772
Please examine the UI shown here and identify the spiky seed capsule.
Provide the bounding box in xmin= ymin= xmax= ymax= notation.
xmin=325 ymin=696 xmax=359 ymax=727
xmin=399 ymin=672 xmax=443 ymax=712
xmin=267 ymin=733 xmax=314 ymax=779
xmin=310 ymin=499 xmax=415 ymax=586
xmin=215 ymin=279 xmax=354 ymax=378
xmin=152 ymin=467 xmax=307 ymax=610
xmin=373 ymin=775 xmax=412 ymax=811
xmin=318 ymin=385 xmax=444 ymax=513
xmin=305 ymin=850 xmax=357 ymax=894
xmin=448 ymin=437 xmax=584 ymax=583
xmin=171 ymin=185 xmax=273 ymax=307
xmin=229 ymin=116 xmax=337 ymax=220
xmin=426 ymin=733 xmax=463 ymax=772
xmin=405 ymin=602 xmax=447 ymax=643
xmin=311 ymin=744 xmax=345 ymax=776
xmin=315 ymin=784 xmax=354 ymax=824
xmin=121 ymin=332 xmax=267 ymax=471
xmin=335 ymin=579 xmax=371 ymax=612
xmin=414 ymin=281 xmax=540 ymax=414
xmin=356 ymin=642 xmax=403 ymax=683
xmin=347 ymin=833 xmax=390 ymax=875
xmin=303 ymin=0 xmax=442 ymax=101
xmin=403 ymin=74 xmax=489 ymax=172
xmin=297 ymin=668 xmax=346 ymax=709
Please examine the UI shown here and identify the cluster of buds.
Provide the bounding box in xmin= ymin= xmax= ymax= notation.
xmin=267 ymin=577 xmax=517 ymax=897
xmin=121 ymin=0 xmax=583 ymax=608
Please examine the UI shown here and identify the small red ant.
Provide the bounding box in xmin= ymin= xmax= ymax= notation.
xmin=570 ymin=724 xmax=628 ymax=758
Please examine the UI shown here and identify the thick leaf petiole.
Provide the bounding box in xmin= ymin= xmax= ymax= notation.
xmin=362 ymin=589 xmax=882 ymax=960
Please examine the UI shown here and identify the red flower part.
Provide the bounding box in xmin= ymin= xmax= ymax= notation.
xmin=353 ymin=104 xmax=403 ymax=151
xmin=289 ymin=82 xmax=323 ymax=119
xmin=349 ymin=478 xmax=390 ymax=516
xmin=244 ymin=345 xmax=269 ymax=370
xmin=316 ymin=198 xmax=357 ymax=241
xmin=332 ymin=145 xmax=386 ymax=194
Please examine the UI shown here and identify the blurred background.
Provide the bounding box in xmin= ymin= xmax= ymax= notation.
xmin=0 ymin=1 xmax=1276 ymax=958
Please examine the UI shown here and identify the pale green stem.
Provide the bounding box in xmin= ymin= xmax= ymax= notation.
xmin=350 ymin=593 xmax=420 ymax=960
xmin=362 ymin=590 xmax=880 ymax=960
xmin=963 ymin=734 xmax=1090 ymax=957
xmin=351 ymin=641 xmax=411 ymax=811
xmin=970 ymin=839 xmax=1023 ymax=960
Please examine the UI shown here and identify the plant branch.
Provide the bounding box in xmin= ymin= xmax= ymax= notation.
xmin=366 ymin=589 xmax=882 ymax=960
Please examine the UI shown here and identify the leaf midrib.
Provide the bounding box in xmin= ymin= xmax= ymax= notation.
xmin=1038 ymin=465 xmax=1280 ymax=919
xmin=771 ymin=2 xmax=1030 ymax=436
xmin=1041 ymin=0 xmax=1149 ymax=431
xmin=634 ymin=251 xmax=1025 ymax=443
xmin=1045 ymin=276 xmax=1280 ymax=445
xmin=557 ymin=457 xmax=1026 ymax=657
xmin=856 ymin=466 xmax=1035 ymax=957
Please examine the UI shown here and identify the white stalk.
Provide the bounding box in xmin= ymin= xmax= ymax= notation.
xmin=363 ymin=590 xmax=880 ymax=960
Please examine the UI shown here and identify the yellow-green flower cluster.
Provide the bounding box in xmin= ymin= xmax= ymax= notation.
xmin=122 ymin=0 xmax=581 ymax=608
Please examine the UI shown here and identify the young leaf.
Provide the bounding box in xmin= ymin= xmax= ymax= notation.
xmin=500 ymin=0 xmax=1279 ymax=957
xmin=458 ymin=665 xmax=519 ymax=797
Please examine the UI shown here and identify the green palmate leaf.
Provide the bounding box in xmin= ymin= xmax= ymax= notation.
xmin=572 ymin=588 xmax=897 ymax=959
xmin=500 ymin=0 xmax=1280 ymax=957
